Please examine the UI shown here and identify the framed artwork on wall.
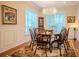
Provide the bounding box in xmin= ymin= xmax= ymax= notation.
xmin=67 ymin=16 xmax=75 ymax=23
xmin=38 ymin=17 xmax=44 ymax=28
xmin=2 ymin=5 xmax=17 ymax=24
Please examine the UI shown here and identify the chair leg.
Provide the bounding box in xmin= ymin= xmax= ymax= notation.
xmin=29 ymin=41 xmax=32 ymax=47
xmin=49 ymin=43 xmax=52 ymax=53
xmin=63 ymin=43 xmax=67 ymax=54
xmin=66 ymin=41 xmax=70 ymax=50
xmin=31 ymin=43 xmax=34 ymax=51
xmin=34 ymin=45 xmax=37 ymax=55
xmin=45 ymin=45 xmax=47 ymax=57
xmin=59 ymin=45 xmax=62 ymax=56
xmin=29 ymin=41 xmax=34 ymax=51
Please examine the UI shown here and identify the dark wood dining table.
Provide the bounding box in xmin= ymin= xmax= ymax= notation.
xmin=37 ymin=30 xmax=53 ymax=40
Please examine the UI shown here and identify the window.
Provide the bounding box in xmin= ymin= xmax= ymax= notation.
xmin=46 ymin=12 xmax=66 ymax=33
xmin=25 ymin=10 xmax=38 ymax=35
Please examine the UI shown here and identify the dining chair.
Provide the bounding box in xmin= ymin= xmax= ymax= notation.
xmin=60 ymin=28 xmax=71 ymax=56
xmin=64 ymin=28 xmax=70 ymax=53
xmin=59 ymin=28 xmax=68 ymax=56
xmin=50 ymin=28 xmax=65 ymax=49
xmin=34 ymin=36 xmax=50 ymax=57
xmin=51 ymin=28 xmax=69 ymax=56
xmin=29 ymin=28 xmax=37 ymax=51
xmin=34 ymin=28 xmax=50 ymax=57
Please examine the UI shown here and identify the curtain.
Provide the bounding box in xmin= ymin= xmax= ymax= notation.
xmin=26 ymin=10 xmax=38 ymax=35
xmin=46 ymin=12 xmax=66 ymax=33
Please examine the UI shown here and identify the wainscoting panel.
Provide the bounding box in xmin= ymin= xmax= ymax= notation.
xmin=2 ymin=29 xmax=17 ymax=47
xmin=0 ymin=29 xmax=17 ymax=52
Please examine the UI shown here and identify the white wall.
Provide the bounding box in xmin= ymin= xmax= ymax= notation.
xmin=76 ymin=4 xmax=79 ymax=41
xmin=0 ymin=1 xmax=41 ymax=53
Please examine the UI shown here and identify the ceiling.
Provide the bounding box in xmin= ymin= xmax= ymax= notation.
xmin=33 ymin=1 xmax=79 ymax=9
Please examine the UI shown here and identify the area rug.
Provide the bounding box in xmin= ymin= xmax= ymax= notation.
xmin=7 ymin=40 xmax=79 ymax=57
xmin=10 ymin=45 xmax=77 ymax=57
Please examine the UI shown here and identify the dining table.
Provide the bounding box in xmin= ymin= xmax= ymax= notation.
xmin=36 ymin=30 xmax=53 ymax=41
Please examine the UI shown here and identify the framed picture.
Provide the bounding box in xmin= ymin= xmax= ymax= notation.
xmin=2 ymin=5 xmax=17 ymax=24
xmin=38 ymin=17 xmax=44 ymax=28
xmin=67 ymin=16 xmax=75 ymax=23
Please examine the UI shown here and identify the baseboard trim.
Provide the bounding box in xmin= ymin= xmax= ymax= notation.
xmin=0 ymin=41 xmax=30 ymax=57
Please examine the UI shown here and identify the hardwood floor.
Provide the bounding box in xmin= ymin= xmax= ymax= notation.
xmin=0 ymin=39 xmax=79 ymax=57
xmin=0 ymin=43 xmax=27 ymax=57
